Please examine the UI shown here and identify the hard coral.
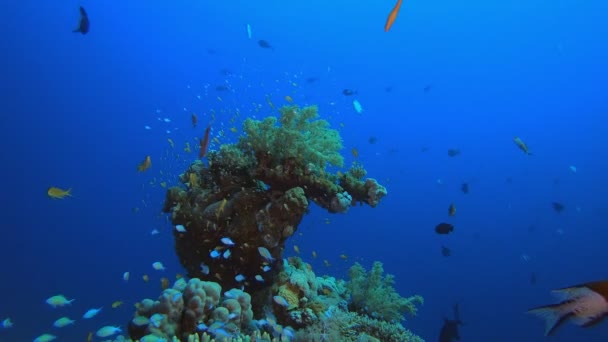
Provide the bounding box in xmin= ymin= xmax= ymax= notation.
xmin=346 ymin=262 xmax=423 ymax=322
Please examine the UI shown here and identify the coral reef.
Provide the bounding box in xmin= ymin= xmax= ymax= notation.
xmin=162 ymin=105 xmax=388 ymax=294
xmin=137 ymin=104 xmax=422 ymax=342
xmin=125 ymin=260 xmax=423 ymax=342
xmin=347 ymin=262 xmax=424 ymax=322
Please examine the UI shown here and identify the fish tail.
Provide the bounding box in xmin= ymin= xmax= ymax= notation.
xmin=527 ymin=304 xmax=571 ymax=336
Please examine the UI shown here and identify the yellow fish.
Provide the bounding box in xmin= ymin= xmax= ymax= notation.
xmin=47 ymin=187 xmax=72 ymax=199
xmin=293 ymin=245 xmax=300 ymax=254
xmin=285 ymin=95 xmax=293 ymax=103
xmin=111 ymin=301 xmax=123 ymax=309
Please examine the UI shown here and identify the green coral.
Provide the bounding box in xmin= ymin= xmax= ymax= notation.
xmin=346 ymin=262 xmax=423 ymax=322
xmin=240 ymin=105 xmax=344 ymax=170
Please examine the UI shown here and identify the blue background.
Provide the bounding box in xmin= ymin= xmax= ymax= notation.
xmin=1 ymin=0 xmax=607 ymax=341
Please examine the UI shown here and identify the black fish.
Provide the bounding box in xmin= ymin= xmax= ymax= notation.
xmin=368 ymin=136 xmax=377 ymax=144
xmin=342 ymin=89 xmax=357 ymax=96
xmin=435 ymin=223 xmax=454 ymax=235
xmin=460 ymin=183 xmax=469 ymax=194
xmin=552 ymin=202 xmax=565 ymax=213
xmin=73 ymin=6 xmax=89 ymax=34
xmin=441 ymin=246 xmax=451 ymax=257
xmin=258 ymin=40 xmax=273 ymax=49
xmin=439 ymin=304 xmax=464 ymax=342
xmin=447 ymin=149 xmax=460 ymax=157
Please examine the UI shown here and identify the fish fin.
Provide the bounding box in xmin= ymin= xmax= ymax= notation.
xmin=527 ymin=304 xmax=573 ymax=336
xmin=571 ymin=313 xmax=607 ymax=328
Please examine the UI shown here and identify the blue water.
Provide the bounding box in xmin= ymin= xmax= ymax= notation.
xmin=1 ymin=0 xmax=607 ymax=341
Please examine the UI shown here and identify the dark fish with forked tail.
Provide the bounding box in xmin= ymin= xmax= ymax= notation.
xmin=73 ymin=6 xmax=89 ymax=34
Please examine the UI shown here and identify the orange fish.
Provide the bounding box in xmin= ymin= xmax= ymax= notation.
xmin=384 ymin=0 xmax=403 ymax=32
xmin=285 ymin=95 xmax=293 ymax=103
xmin=527 ymin=280 xmax=608 ymax=336
xmin=137 ymin=156 xmax=151 ymax=172
xmin=199 ymin=125 xmax=211 ymax=158
xmin=351 ymin=148 xmax=359 ymax=158
xmin=47 ymin=187 xmax=72 ymax=199
xmin=191 ymin=113 xmax=198 ymax=127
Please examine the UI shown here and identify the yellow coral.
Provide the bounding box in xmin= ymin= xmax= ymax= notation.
xmin=277 ymin=283 xmax=301 ymax=308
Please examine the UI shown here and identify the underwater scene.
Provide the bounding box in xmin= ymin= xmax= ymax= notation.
xmin=1 ymin=1 xmax=607 ymax=341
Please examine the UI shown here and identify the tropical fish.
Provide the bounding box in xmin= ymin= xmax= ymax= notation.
xmin=96 ymin=326 xmax=121 ymax=338
xmin=258 ymin=40 xmax=273 ymax=49
xmin=82 ymin=307 xmax=102 ymax=319
xmin=435 ymin=223 xmax=454 ymax=235
xmin=460 ymin=182 xmax=469 ymax=194
xmin=273 ymin=295 xmax=290 ymax=308
xmin=258 ymin=247 xmax=274 ymax=262
xmin=448 ymin=203 xmax=456 ymax=216
xmin=342 ymin=89 xmax=357 ymax=96
xmin=175 ymin=224 xmax=187 ymax=233
xmin=447 ymin=149 xmax=460 ymax=157
xmin=142 ymin=274 xmax=150 ymax=282
xmin=1 ymin=318 xmax=12 ymax=328
xmin=285 ymin=95 xmax=293 ymax=103
xmin=191 ymin=113 xmax=198 ymax=127
xmin=123 ymin=271 xmax=130 ymax=282
xmin=246 ymin=24 xmax=252 ymax=39
xmin=352 ymin=100 xmax=363 ymax=114
xmin=47 ymin=187 xmax=72 ymax=199
xmin=46 ymin=295 xmax=74 ymax=308
xmin=152 ymin=261 xmax=165 ymax=271
xmin=137 ymin=156 xmax=152 ymax=172
xmin=221 ymin=237 xmax=235 ymax=246
xmin=160 ymin=277 xmax=170 ymax=290
xmin=33 ymin=334 xmax=57 ymax=342
xmin=513 ymin=136 xmax=532 ymax=155
xmin=199 ymin=125 xmax=211 ymax=158
xmin=73 ymin=6 xmax=89 ymax=34
xmin=527 ymin=280 xmax=608 ymax=336
xmin=53 ymin=317 xmax=75 ymax=328
xmin=441 ymin=246 xmax=451 ymax=257
xmin=111 ymin=301 xmax=123 ymax=309
xmin=384 ymin=0 xmax=403 ymax=32
xmin=439 ymin=304 xmax=464 ymax=342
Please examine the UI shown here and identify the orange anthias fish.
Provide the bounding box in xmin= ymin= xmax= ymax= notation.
xmin=384 ymin=0 xmax=403 ymax=32
xmin=199 ymin=125 xmax=211 ymax=158
xmin=47 ymin=187 xmax=72 ymax=199
xmin=137 ymin=156 xmax=152 ymax=172
xmin=527 ymin=280 xmax=608 ymax=336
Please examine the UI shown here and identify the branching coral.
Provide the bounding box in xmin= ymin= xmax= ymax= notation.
xmin=346 ymin=262 xmax=423 ymax=322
